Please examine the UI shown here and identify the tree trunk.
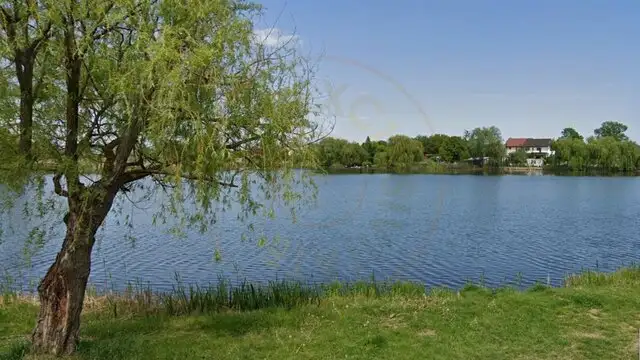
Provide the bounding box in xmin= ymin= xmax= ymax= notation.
xmin=16 ymin=52 xmax=34 ymax=157
xmin=31 ymin=193 xmax=112 ymax=355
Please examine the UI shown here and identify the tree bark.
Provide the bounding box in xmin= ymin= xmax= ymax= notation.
xmin=31 ymin=188 xmax=115 ymax=355
xmin=16 ymin=49 xmax=35 ymax=157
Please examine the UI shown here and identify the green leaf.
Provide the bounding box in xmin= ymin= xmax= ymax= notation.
xmin=257 ymin=235 xmax=267 ymax=247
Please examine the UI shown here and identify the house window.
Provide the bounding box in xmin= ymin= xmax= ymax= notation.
xmin=536 ymin=147 xmax=541 ymax=152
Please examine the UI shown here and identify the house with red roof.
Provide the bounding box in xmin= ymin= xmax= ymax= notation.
xmin=505 ymin=138 xmax=528 ymax=149
xmin=505 ymin=138 xmax=554 ymax=167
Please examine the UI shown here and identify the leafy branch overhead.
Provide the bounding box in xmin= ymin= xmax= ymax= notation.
xmin=0 ymin=0 xmax=322 ymax=215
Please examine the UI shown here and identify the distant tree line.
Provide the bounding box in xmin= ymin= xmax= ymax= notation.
xmin=312 ymin=121 xmax=640 ymax=173
xmin=549 ymin=122 xmax=640 ymax=172
xmin=313 ymin=126 xmax=506 ymax=171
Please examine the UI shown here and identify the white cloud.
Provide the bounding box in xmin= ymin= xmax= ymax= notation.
xmin=252 ymin=28 xmax=300 ymax=47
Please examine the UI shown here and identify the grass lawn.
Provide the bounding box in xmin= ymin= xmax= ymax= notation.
xmin=2 ymin=269 xmax=640 ymax=359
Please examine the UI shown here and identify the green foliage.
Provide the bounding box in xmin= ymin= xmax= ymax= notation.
xmin=551 ymin=130 xmax=640 ymax=172
xmin=0 ymin=0 xmax=322 ymax=257
xmin=0 ymin=130 xmax=34 ymax=206
xmin=438 ymin=135 xmax=469 ymax=162
xmin=594 ymin=121 xmax=628 ymax=141
xmin=361 ymin=136 xmax=376 ymax=163
xmin=314 ymin=137 xmax=367 ymax=168
xmin=414 ymin=135 xmax=430 ymax=153
xmin=416 ymin=133 xmax=447 ymax=154
xmin=560 ymin=127 xmax=583 ymax=141
xmin=374 ymin=140 xmax=387 ymax=153
xmin=342 ymin=142 xmax=369 ymax=167
xmin=373 ymin=151 xmax=388 ymax=168
xmin=464 ymin=126 xmax=505 ymax=163
xmin=384 ymin=135 xmax=423 ymax=171
xmin=415 ymin=134 xmax=469 ymax=163
xmin=314 ymin=137 xmax=348 ymax=168
xmin=508 ymin=149 xmax=528 ymax=166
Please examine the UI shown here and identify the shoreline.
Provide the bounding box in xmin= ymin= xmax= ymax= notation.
xmin=2 ymin=266 xmax=637 ymax=306
xmin=320 ymin=166 xmax=640 ymax=176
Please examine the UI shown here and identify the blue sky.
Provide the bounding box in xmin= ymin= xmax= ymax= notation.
xmin=253 ymin=0 xmax=639 ymax=142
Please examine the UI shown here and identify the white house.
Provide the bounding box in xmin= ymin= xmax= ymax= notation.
xmin=505 ymin=138 xmax=554 ymax=167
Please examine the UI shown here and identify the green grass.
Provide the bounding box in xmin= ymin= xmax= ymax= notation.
xmin=3 ymin=269 xmax=640 ymax=359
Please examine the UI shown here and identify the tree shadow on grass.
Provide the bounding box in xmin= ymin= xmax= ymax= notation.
xmin=1 ymin=309 xmax=302 ymax=359
xmin=0 ymin=317 xmax=168 ymax=360
xmin=74 ymin=310 xmax=296 ymax=358
xmin=74 ymin=315 xmax=171 ymax=359
xmin=194 ymin=310 xmax=292 ymax=337
xmin=75 ymin=337 xmax=142 ymax=360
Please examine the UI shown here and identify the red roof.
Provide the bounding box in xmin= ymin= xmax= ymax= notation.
xmin=505 ymin=138 xmax=527 ymax=147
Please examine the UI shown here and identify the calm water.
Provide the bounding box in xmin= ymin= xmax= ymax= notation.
xmin=2 ymin=174 xmax=640 ymax=291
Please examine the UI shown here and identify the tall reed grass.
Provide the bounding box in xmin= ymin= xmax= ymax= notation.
xmin=4 ymin=266 xmax=640 ymax=318
xmin=0 ymin=273 xmax=427 ymax=317
xmin=157 ymin=274 xmax=426 ymax=316
xmin=564 ymin=264 xmax=640 ymax=287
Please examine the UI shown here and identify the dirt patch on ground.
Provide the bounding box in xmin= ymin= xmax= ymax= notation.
xmin=572 ymin=331 xmax=605 ymax=339
xmin=380 ymin=314 xmax=408 ymax=330
xmin=627 ymin=338 xmax=639 ymax=356
xmin=417 ymin=329 xmax=436 ymax=337
xmin=587 ymin=308 xmax=601 ymax=320
xmin=624 ymin=324 xmax=639 ymax=356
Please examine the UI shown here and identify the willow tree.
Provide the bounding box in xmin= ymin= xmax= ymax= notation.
xmin=385 ymin=134 xmax=424 ymax=170
xmin=0 ymin=0 xmax=320 ymax=355
xmin=464 ymin=126 xmax=505 ymax=165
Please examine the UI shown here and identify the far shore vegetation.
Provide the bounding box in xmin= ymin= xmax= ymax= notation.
xmin=311 ymin=121 xmax=640 ymax=176
xmin=3 ymin=266 xmax=640 ymax=359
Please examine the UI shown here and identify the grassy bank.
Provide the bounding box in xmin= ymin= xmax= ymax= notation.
xmin=3 ymin=269 xmax=640 ymax=359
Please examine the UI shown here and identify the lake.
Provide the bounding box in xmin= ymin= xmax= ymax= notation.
xmin=1 ymin=174 xmax=640 ymax=292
